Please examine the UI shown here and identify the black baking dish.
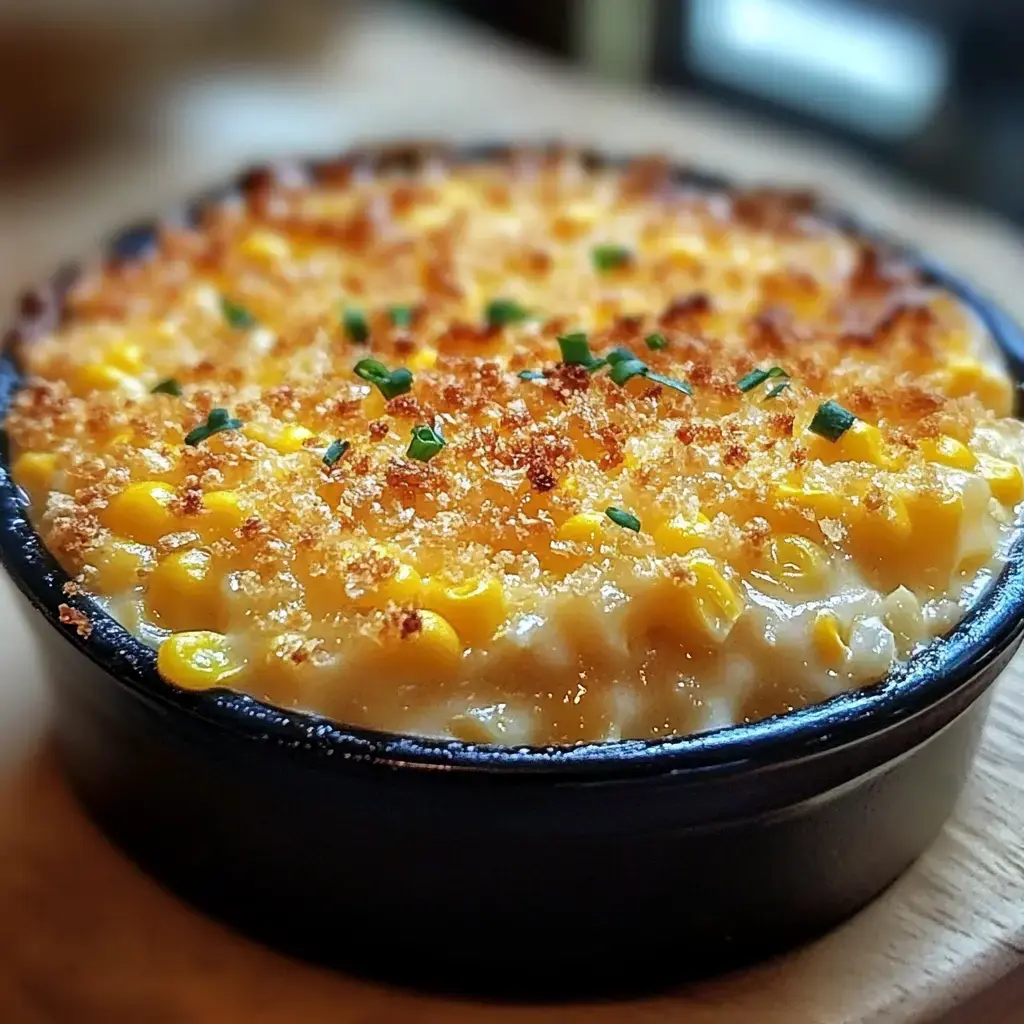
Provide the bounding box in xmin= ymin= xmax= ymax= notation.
xmin=2 ymin=144 xmax=1024 ymax=995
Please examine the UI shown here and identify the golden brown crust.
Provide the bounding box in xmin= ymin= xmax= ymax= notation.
xmin=58 ymin=604 xmax=92 ymax=638
xmin=3 ymin=146 xmax=1016 ymax=743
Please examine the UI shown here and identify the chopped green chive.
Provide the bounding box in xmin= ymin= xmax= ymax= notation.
xmin=605 ymin=346 xmax=637 ymax=366
xmin=645 ymin=332 xmax=668 ymax=351
xmin=221 ymin=298 xmax=255 ymax=330
xmin=388 ymin=305 xmax=415 ymax=329
xmin=606 ymin=506 xmax=641 ymax=532
xmin=645 ymin=370 xmax=694 ymax=396
xmin=323 ymin=439 xmax=350 ymax=468
xmin=557 ymin=332 xmax=607 ymax=371
xmin=808 ymin=400 xmax=856 ymax=442
xmin=557 ymin=332 xmax=597 ymax=367
xmin=764 ymin=380 xmax=791 ymax=401
xmin=737 ymin=366 xmax=788 ymax=392
xmin=609 ymin=358 xmax=649 ymax=386
xmin=354 ymin=358 xmax=413 ymax=400
xmin=407 ymin=423 xmax=446 ymax=462
xmin=185 ymin=408 xmax=243 ymax=447
xmin=151 ymin=378 xmax=182 ymax=396
xmin=608 ymin=355 xmax=693 ymax=395
xmin=518 ymin=369 xmax=546 ymax=381
xmin=342 ymin=307 xmax=369 ymax=344
xmin=591 ymin=244 xmax=633 ymax=272
xmin=486 ymin=298 xmax=530 ymax=327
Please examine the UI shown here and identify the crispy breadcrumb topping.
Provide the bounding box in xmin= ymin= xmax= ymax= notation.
xmin=6 ymin=148 xmax=1022 ymax=744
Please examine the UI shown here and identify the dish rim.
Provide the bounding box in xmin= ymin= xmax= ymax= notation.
xmin=3 ymin=140 xmax=1024 ymax=781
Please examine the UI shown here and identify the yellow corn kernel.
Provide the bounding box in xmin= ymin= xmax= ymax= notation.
xmin=105 ymin=341 xmax=145 ymax=374
xmin=101 ymin=481 xmax=177 ymax=545
xmin=769 ymin=480 xmax=846 ymax=539
xmin=691 ymin=561 xmax=744 ymax=642
xmin=157 ymin=631 xmax=241 ymax=691
xmin=105 ymin=430 xmax=135 ymax=449
xmin=425 ymin=577 xmax=508 ymax=646
xmin=362 ymin=387 xmax=388 ymax=420
xmin=71 ymin=363 xmax=144 ymax=397
xmin=664 ymin=234 xmax=706 ymax=263
xmin=240 ymin=230 xmax=291 ymax=262
xmin=384 ymin=609 xmax=462 ymax=678
xmin=349 ymin=561 xmax=423 ymax=611
xmin=813 ymin=611 xmax=849 ymax=667
xmin=146 ymin=549 xmax=226 ymax=632
xmin=653 ymin=512 xmax=713 ymax=557
xmin=12 ymin=451 xmax=56 ymax=504
xmin=243 ymin=422 xmax=315 ymax=454
xmin=773 ymin=481 xmax=844 ymax=520
xmin=919 ymin=434 xmax=977 ymax=470
xmin=650 ymin=559 xmax=744 ymax=644
xmin=846 ymin=494 xmax=912 ymax=576
xmin=86 ymin=538 xmax=154 ymax=593
xmin=552 ymin=202 xmax=599 ymax=241
xmin=905 ymin=487 xmax=963 ymax=548
xmin=408 ymin=347 xmax=438 ymax=372
xmin=806 ymin=419 xmax=892 ymax=468
xmin=557 ymin=511 xmax=606 ymax=544
xmin=200 ymin=490 xmax=249 ymax=542
xmin=978 ymin=454 xmax=1024 ymax=504
xmin=943 ymin=357 xmax=1013 ymax=415
xmin=749 ymin=535 xmax=828 ymax=595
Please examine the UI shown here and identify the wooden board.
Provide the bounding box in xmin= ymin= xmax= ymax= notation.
xmin=0 ymin=4 xmax=1022 ymax=1020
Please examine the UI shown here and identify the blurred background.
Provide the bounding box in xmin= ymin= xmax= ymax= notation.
xmin=0 ymin=0 xmax=1020 ymax=309
xmin=444 ymin=0 xmax=1024 ymax=226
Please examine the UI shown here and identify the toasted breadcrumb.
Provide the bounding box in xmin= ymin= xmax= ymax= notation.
xmin=5 ymin=147 xmax=1017 ymax=744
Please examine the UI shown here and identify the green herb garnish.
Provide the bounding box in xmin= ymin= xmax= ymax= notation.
xmin=608 ymin=355 xmax=692 ymax=395
xmin=518 ymin=369 xmax=546 ymax=381
xmin=486 ymin=298 xmax=530 ymax=327
xmin=151 ymin=378 xmax=182 ymax=396
xmin=737 ymin=366 xmax=788 ymax=393
xmin=185 ymin=408 xmax=243 ymax=447
xmin=388 ymin=305 xmax=415 ymax=329
xmin=645 ymin=370 xmax=694 ymax=396
xmin=407 ymin=423 xmax=445 ymax=462
xmin=764 ymin=380 xmax=791 ymax=401
xmin=591 ymin=244 xmax=633 ymax=272
xmin=645 ymin=333 xmax=668 ymax=351
xmin=605 ymin=347 xmax=637 ymax=365
xmin=342 ymin=308 xmax=370 ymax=344
xmin=323 ymin=439 xmax=350 ymax=468
xmin=605 ymin=506 xmax=641 ymax=532
xmin=221 ymin=297 xmax=255 ymax=330
xmin=557 ymin=332 xmax=605 ymax=371
xmin=354 ymin=358 xmax=413 ymax=400
xmin=609 ymin=357 xmax=649 ymax=386
xmin=808 ymin=400 xmax=856 ymax=442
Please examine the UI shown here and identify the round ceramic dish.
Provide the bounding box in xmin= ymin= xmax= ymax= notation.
xmin=2 ymin=146 xmax=1024 ymax=994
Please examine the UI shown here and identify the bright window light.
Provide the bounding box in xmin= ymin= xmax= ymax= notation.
xmin=688 ymin=0 xmax=949 ymax=139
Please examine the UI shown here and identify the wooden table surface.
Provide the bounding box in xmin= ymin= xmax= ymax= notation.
xmin=1 ymin=5 xmax=1022 ymax=1021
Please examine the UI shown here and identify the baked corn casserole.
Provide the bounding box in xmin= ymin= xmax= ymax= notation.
xmin=6 ymin=148 xmax=1024 ymax=745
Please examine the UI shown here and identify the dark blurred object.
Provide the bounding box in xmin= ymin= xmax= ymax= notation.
xmin=429 ymin=0 xmax=1024 ymax=227
xmin=0 ymin=1 xmax=337 ymax=181
xmin=437 ymin=0 xmax=573 ymax=54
